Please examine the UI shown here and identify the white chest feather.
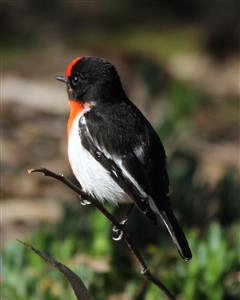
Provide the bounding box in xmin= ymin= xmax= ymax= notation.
xmin=68 ymin=112 xmax=132 ymax=204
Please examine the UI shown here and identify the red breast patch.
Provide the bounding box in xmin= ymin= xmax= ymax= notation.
xmin=67 ymin=100 xmax=84 ymax=138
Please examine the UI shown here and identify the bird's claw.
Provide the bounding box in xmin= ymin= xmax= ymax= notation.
xmin=120 ymin=218 xmax=128 ymax=225
xmin=79 ymin=198 xmax=91 ymax=206
xmin=112 ymin=218 xmax=127 ymax=241
xmin=112 ymin=225 xmax=119 ymax=233
xmin=112 ymin=218 xmax=127 ymax=232
xmin=112 ymin=228 xmax=124 ymax=241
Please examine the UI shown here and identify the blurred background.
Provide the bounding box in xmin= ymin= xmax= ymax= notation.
xmin=1 ymin=1 xmax=240 ymax=299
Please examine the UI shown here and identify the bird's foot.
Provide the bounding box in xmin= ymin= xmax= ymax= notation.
xmin=79 ymin=197 xmax=91 ymax=206
xmin=112 ymin=218 xmax=127 ymax=241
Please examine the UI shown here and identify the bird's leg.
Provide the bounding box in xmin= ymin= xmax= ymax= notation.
xmin=78 ymin=196 xmax=91 ymax=206
xmin=112 ymin=204 xmax=134 ymax=241
xmin=112 ymin=204 xmax=134 ymax=231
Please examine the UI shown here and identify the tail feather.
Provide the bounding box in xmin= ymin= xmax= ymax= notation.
xmin=148 ymin=197 xmax=192 ymax=260
xmin=159 ymin=208 xmax=192 ymax=261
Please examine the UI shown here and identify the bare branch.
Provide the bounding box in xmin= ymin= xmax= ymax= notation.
xmin=28 ymin=167 xmax=176 ymax=300
xmin=17 ymin=239 xmax=92 ymax=300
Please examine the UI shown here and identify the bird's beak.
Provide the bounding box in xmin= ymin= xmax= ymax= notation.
xmin=56 ymin=75 xmax=68 ymax=84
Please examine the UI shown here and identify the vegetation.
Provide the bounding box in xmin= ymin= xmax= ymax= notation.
xmin=2 ymin=209 xmax=239 ymax=299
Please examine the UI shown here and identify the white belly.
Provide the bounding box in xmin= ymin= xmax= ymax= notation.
xmin=68 ymin=112 xmax=132 ymax=204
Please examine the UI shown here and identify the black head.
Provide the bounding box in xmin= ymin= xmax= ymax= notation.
xmin=56 ymin=56 xmax=127 ymax=103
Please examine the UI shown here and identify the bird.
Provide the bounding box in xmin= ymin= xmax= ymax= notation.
xmin=56 ymin=56 xmax=192 ymax=261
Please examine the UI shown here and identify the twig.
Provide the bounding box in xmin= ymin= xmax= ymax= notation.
xmin=17 ymin=239 xmax=92 ymax=300
xmin=28 ymin=167 xmax=176 ymax=300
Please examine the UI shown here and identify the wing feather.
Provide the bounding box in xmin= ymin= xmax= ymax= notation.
xmin=78 ymin=113 xmax=158 ymax=224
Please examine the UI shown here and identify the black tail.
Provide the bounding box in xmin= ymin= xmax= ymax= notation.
xmin=159 ymin=208 xmax=192 ymax=261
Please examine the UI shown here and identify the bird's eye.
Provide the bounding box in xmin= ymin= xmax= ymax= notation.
xmin=71 ymin=76 xmax=80 ymax=86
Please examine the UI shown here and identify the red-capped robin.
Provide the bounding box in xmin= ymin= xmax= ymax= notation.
xmin=56 ymin=56 xmax=192 ymax=261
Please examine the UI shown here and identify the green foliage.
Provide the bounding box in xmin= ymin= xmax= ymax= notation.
xmin=1 ymin=216 xmax=239 ymax=300
xmin=178 ymin=224 xmax=240 ymax=300
xmin=89 ymin=209 xmax=111 ymax=257
xmin=143 ymin=223 xmax=240 ymax=300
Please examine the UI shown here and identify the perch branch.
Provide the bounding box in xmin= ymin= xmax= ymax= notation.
xmin=28 ymin=167 xmax=175 ymax=300
xmin=17 ymin=239 xmax=92 ymax=300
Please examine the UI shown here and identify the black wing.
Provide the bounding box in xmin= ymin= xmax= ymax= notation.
xmin=78 ymin=102 xmax=169 ymax=223
xmin=79 ymin=102 xmax=192 ymax=261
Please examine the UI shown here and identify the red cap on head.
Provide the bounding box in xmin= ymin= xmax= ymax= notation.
xmin=66 ymin=57 xmax=82 ymax=77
